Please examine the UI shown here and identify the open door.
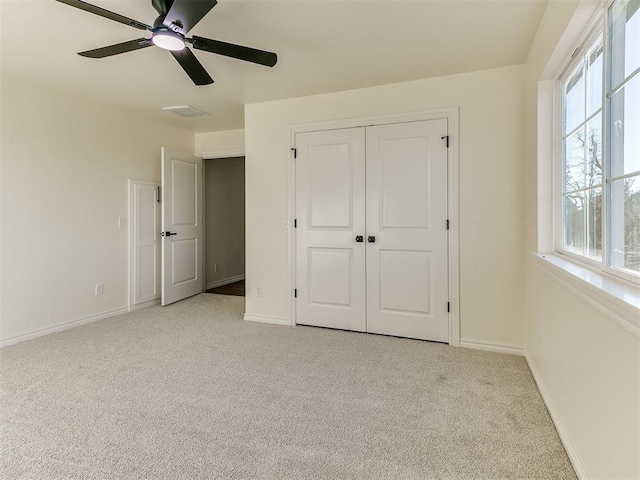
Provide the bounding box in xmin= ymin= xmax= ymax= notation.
xmin=161 ymin=148 xmax=204 ymax=306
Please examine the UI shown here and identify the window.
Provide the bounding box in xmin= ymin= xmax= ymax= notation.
xmin=560 ymin=0 xmax=640 ymax=283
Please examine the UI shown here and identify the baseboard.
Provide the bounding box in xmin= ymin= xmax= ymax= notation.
xmin=0 ymin=306 xmax=129 ymax=348
xmin=459 ymin=339 xmax=525 ymax=356
xmin=243 ymin=314 xmax=291 ymax=326
xmin=205 ymin=274 xmax=245 ymax=291
xmin=526 ymin=354 xmax=588 ymax=480
xmin=129 ymin=298 xmax=160 ymax=312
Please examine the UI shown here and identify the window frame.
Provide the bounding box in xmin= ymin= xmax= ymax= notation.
xmin=555 ymin=0 xmax=640 ymax=286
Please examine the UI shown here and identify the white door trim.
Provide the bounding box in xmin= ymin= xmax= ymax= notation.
xmin=288 ymin=107 xmax=460 ymax=346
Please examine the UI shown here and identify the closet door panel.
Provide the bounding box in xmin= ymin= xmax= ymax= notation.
xmin=295 ymin=128 xmax=367 ymax=332
xmin=366 ymin=120 xmax=449 ymax=342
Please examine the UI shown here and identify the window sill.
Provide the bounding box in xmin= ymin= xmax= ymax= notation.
xmin=532 ymin=253 xmax=640 ymax=338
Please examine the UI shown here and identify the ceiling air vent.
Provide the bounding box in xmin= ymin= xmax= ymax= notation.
xmin=162 ymin=105 xmax=210 ymax=118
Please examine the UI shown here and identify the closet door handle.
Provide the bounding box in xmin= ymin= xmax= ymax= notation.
xmin=355 ymin=236 xmax=364 ymax=243
xmin=368 ymin=236 xmax=376 ymax=243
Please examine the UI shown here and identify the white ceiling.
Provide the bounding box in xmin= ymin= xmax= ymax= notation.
xmin=0 ymin=0 xmax=548 ymax=132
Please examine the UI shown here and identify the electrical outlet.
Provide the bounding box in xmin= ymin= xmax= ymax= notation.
xmin=118 ymin=217 xmax=127 ymax=228
xmin=256 ymin=286 xmax=263 ymax=297
xmin=214 ymin=263 xmax=219 ymax=273
xmin=95 ymin=283 xmax=104 ymax=296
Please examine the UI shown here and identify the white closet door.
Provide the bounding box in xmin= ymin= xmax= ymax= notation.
xmin=131 ymin=181 xmax=161 ymax=307
xmin=295 ymin=128 xmax=367 ymax=331
xmin=365 ymin=120 xmax=449 ymax=342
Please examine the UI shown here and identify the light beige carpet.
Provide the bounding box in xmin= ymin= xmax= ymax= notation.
xmin=0 ymin=294 xmax=575 ymax=479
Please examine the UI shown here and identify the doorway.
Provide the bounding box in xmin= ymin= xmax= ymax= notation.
xmin=203 ymin=157 xmax=246 ymax=297
xmin=129 ymin=156 xmax=246 ymax=309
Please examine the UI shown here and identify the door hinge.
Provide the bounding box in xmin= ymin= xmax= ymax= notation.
xmin=441 ymin=135 xmax=450 ymax=148
xmin=294 ymin=219 xmax=297 ymax=228
xmin=292 ymin=148 xmax=297 ymax=159
xmin=157 ymin=186 xmax=161 ymax=203
xmin=446 ymin=219 xmax=450 ymax=230
xmin=447 ymin=302 xmax=450 ymax=313
xmin=294 ymin=289 xmax=297 ymax=298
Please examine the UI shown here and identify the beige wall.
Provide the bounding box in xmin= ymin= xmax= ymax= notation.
xmin=526 ymin=263 xmax=640 ymax=479
xmin=244 ymin=65 xmax=525 ymax=348
xmin=195 ymin=129 xmax=245 ymax=158
xmin=0 ymin=75 xmax=193 ymax=343
xmin=204 ymin=157 xmax=245 ymax=287
xmin=522 ymin=1 xmax=640 ymax=478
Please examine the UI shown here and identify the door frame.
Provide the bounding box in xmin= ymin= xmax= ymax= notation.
xmin=198 ymin=151 xmax=246 ymax=299
xmin=202 ymin=156 xmax=247 ymax=292
xmin=288 ymin=107 xmax=460 ymax=346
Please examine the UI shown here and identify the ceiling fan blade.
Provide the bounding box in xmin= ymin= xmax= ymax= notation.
xmin=54 ymin=0 xmax=151 ymax=30
xmin=152 ymin=0 xmax=172 ymax=15
xmin=191 ymin=36 xmax=277 ymax=67
xmin=162 ymin=0 xmax=217 ymax=35
xmin=79 ymin=39 xmax=153 ymax=58
xmin=170 ymin=48 xmax=214 ymax=85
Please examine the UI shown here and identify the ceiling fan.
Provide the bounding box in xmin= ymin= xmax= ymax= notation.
xmin=55 ymin=0 xmax=278 ymax=85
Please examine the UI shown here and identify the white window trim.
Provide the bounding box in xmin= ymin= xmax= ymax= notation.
xmin=535 ymin=0 xmax=640 ymax=338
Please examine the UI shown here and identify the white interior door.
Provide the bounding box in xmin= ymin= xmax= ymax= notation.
xmin=130 ymin=180 xmax=161 ymax=309
xmin=295 ymin=128 xmax=367 ymax=331
xmin=161 ymin=148 xmax=204 ymax=306
xmin=365 ymin=120 xmax=449 ymax=342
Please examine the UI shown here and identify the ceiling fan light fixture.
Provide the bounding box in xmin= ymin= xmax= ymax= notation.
xmin=152 ymin=29 xmax=185 ymax=51
xmin=56 ymin=0 xmax=277 ymax=86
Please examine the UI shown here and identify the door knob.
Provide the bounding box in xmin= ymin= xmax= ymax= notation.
xmin=161 ymin=231 xmax=177 ymax=237
xmin=356 ymin=236 xmax=364 ymax=243
xmin=368 ymin=236 xmax=376 ymax=243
